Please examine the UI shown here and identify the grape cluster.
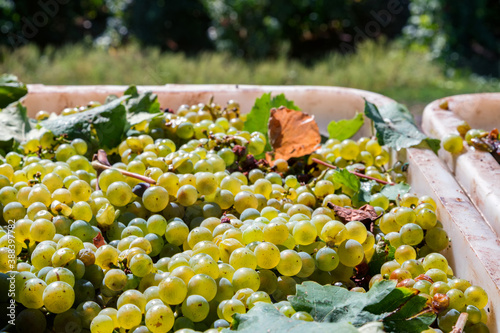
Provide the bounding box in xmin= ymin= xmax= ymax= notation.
xmin=0 ymin=98 xmax=491 ymax=333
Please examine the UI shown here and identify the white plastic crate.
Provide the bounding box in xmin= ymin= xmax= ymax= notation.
xmin=422 ymin=94 xmax=500 ymax=237
xmin=22 ymin=84 xmax=500 ymax=331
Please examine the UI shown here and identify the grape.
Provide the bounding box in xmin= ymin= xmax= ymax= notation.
xmin=276 ymin=249 xmax=302 ymax=276
xmin=222 ymin=298 xmax=246 ymax=321
xmin=234 ymin=191 xmax=258 ymax=213
xmin=442 ymin=133 xmax=463 ymax=154
xmin=263 ymin=221 xmax=289 ymax=245
xmin=292 ymin=220 xmax=318 ymax=245
xmin=15 ymin=309 xmax=47 ymax=333
xmin=142 ymin=186 xmax=169 ymax=212
xmin=292 ymin=311 xmax=314 ymax=321
xmin=45 ymin=267 xmax=75 ymax=287
xmin=338 ymin=239 xmax=364 ymax=267
xmin=177 ymin=185 xmax=198 ymax=206
xmin=315 ymin=247 xmax=340 ymax=271
xmin=104 ymin=269 xmax=127 ymax=291
xmin=159 ymin=276 xmax=187 ymax=305
xmin=320 ymin=220 xmax=347 ymax=244
xmin=182 ymin=295 xmax=210 ymax=322
xmin=465 ymin=286 xmax=489 ymax=309
xmin=130 ymin=253 xmax=153 ymax=277
xmin=90 ymin=314 xmax=114 ymax=333
xmin=187 ymin=273 xmax=217 ymax=301
xmin=437 ymin=308 xmax=460 ymax=332
xmin=232 ymin=267 xmax=260 ymax=291
xmin=425 ymin=227 xmax=449 ymax=252
xmin=423 ymin=253 xmax=449 ymax=272
xmin=43 ymin=281 xmax=75 ymax=314
xmin=229 ymin=247 xmax=257 ymax=270
xmin=117 ymin=304 xmax=143 ymax=329
xmin=19 ymin=278 xmax=47 ymax=309
xmin=106 ymin=181 xmax=133 ymax=207
xmin=400 ymin=223 xmax=424 ymax=246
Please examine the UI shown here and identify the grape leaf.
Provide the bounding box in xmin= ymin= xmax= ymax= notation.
xmin=0 ymin=102 xmax=31 ymax=152
xmin=379 ymin=183 xmax=410 ymax=201
xmin=243 ymin=93 xmax=301 ymax=155
xmin=327 ymin=112 xmax=364 ymax=141
xmin=124 ymin=85 xmax=162 ymax=128
xmin=331 ymin=168 xmax=360 ymax=192
xmin=267 ymin=107 xmax=321 ymax=161
xmin=364 ymin=101 xmax=440 ymax=154
xmin=353 ymin=180 xmax=379 ymax=205
xmin=40 ymin=96 xmax=128 ymax=149
xmin=0 ymin=74 xmax=27 ymax=108
xmin=289 ymin=281 xmax=433 ymax=332
xmin=225 ymin=303 xmax=359 ymax=333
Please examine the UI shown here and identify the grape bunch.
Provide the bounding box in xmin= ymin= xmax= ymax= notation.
xmin=0 ymin=97 xmax=491 ymax=333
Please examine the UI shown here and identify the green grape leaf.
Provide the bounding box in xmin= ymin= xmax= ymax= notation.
xmin=124 ymin=85 xmax=161 ymax=114
xmin=353 ymin=180 xmax=379 ymax=205
xmin=331 ymin=168 xmax=361 ymax=192
xmin=124 ymin=85 xmax=162 ymax=128
xmin=0 ymin=102 xmax=31 ymax=152
xmin=225 ymin=303 xmax=359 ymax=333
xmin=380 ymin=183 xmax=410 ymax=201
xmin=364 ymin=101 xmax=440 ymax=154
xmin=327 ymin=112 xmax=365 ymax=141
xmin=0 ymin=74 xmax=28 ymax=108
xmin=289 ymin=281 xmax=433 ymax=332
xmin=368 ymin=240 xmax=396 ymax=276
xmin=40 ymin=96 xmax=128 ymax=149
xmin=243 ymin=93 xmax=301 ymax=155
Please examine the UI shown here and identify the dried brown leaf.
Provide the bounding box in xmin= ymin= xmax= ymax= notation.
xmin=327 ymin=203 xmax=382 ymax=226
xmin=93 ymin=232 xmax=106 ymax=248
xmin=267 ymin=106 xmax=321 ymax=161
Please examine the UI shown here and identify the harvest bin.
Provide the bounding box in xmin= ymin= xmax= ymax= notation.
xmin=23 ymin=85 xmax=500 ymax=331
xmin=422 ymin=94 xmax=500 ymax=236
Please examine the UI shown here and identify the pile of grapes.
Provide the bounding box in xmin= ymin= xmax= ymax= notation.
xmin=0 ymin=97 xmax=491 ymax=333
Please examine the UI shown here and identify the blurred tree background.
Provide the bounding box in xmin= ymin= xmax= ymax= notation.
xmin=2 ymin=0 xmax=498 ymax=75
xmin=1 ymin=0 xmax=500 ymax=115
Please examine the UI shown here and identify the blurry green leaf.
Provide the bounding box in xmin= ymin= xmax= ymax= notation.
xmin=0 ymin=74 xmax=28 ymax=108
xmin=327 ymin=112 xmax=364 ymax=141
xmin=124 ymin=85 xmax=161 ymax=114
xmin=243 ymin=93 xmax=301 ymax=156
xmin=368 ymin=240 xmax=396 ymax=276
xmin=0 ymin=102 xmax=31 ymax=152
xmin=380 ymin=183 xmax=410 ymax=201
xmin=332 ymin=168 xmax=360 ymax=192
xmin=41 ymin=96 xmax=128 ymax=149
xmin=225 ymin=303 xmax=359 ymax=333
xmin=289 ymin=280 xmax=432 ymax=332
xmin=364 ymin=101 xmax=439 ymax=154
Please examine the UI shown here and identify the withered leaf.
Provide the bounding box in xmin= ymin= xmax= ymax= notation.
xmin=267 ymin=106 xmax=321 ymax=161
xmin=93 ymin=232 xmax=106 ymax=248
xmin=327 ymin=203 xmax=382 ymax=229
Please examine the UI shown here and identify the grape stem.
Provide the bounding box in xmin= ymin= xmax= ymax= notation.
xmin=311 ymin=158 xmax=394 ymax=185
xmin=450 ymin=312 xmax=468 ymax=333
xmin=91 ymin=160 xmax=157 ymax=185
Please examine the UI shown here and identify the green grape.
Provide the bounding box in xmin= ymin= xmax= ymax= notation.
xmin=182 ymin=295 xmax=210 ymax=322
xmin=437 ymin=309 xmax=460 ymax=332
xmin=415 ymin=208 xmax=437 ymax=229
xmin=103 ymin=268 xmax=127 ymax=291
xmin=394 ymin=245 xmax=417 ymax=264
xmin=401 ymin=259 xmax=425 ymax=278
xmin=45 ymin=267 xmax=75 ymax=287
xmin=442 ymin=133 xmax=463 ymax=154
xmin=315 ymin=247 xmax=340 ymax=271
xmin=393 ymin=207 xmax=416 ymax=226
xmin=130 ymin=253 xmax=153 ymax=277
xmin=68 ymin=180 xmax=92 ymax=202
xmin=221 ymin=298 xmax=245 ymax=322
xmin=449 ymin=278 xmax=472 ymax=293
xmin=464 ymin=286 xmax=489 ymax=309
xmin=159 ymin=276 xmax=187 ymax=305
xmin=51 ymin=247 xmax=76 ymax=267
xmin=400 ymin=223 xmax=424 ymax=246
xmin=242 ymin=225 xmax=264 ymax=244
xmin=369 ymin=193 xmax=389 ymax=210
xmin=446 ymin=288 xmax=466 ymax=311
xmin=190 ymin=254 xmax=219 ymax=278
xmin=466 ymin=305 xmax=482 ymax=324
xmin=30 ymin=218 xmax=56 ymax=242
xmin=71 ymin=201 xmax=93 ymax=222
xmin=423 ymin=253 xmax=449 ymax=272
xmin=142 ymin=186 xmax=169 ymax=212
xmin=276 ymin=249 xmax=302 ymax=276
xmin=117 ymin=289 xmax=148 ymax=312
xmin=187 ymin=273 xmax=217 ymax=301
xmin=246 ymin=291 xmax=272 ymax=309
xmin=233 ymin=191 xmax=258 ymax=214
xmin=90 ymin=314 xmax=114 ymax=333
xmin=20 ymin=278 xmax=47 ymax=309
xmin=106 ymin=181 xmax=133 ymax=207
xmin=176 ymin=185 xmax=198 ymax=206
xmin=229 ymin=247 xmax=257 ymax=270
xmin=425 ymin=227 xmax=449 ymax=252
xmin=339 ymin=139 xmax=359 ymax=160
xmin=320 ymin=220 xmax=347 ymax=244
xmin=76 ymin=300 xmax=101 ymax=327
xmin=295 ymin=251 xmax=316 ymax=278
xmin=145 ymin=304 xmax=175 ymax=333
xmin=291 ymin=311 xmax=314 ymax=321
xmin=53 ymin=309 xmax=83 ymax=333
xmin=232 ymin=267 xmax=260 ymax=291
xmin=280 ymin=305 xmax=296 ymax=317
xmin=42 ymin=281 xmax=74 ymax=314
xmin=338 ymin=239 xmax=364 ymax=267
xmin=426 ymin=268 xmax=448 ymax=282
xmin=263 ymin=221 xmax=288 ymax=245
xmin=117 ymin=304 xmax=143 ymax=329
xmin=345 ymin=221 xmax=367 ymax=243
xmin=253 ymin=242 xmax=280 ymax=269
xmin=31 ymin=244 xmax=56 ymax=270
xmin=292 ymin=220 xmax=317 ymax=245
